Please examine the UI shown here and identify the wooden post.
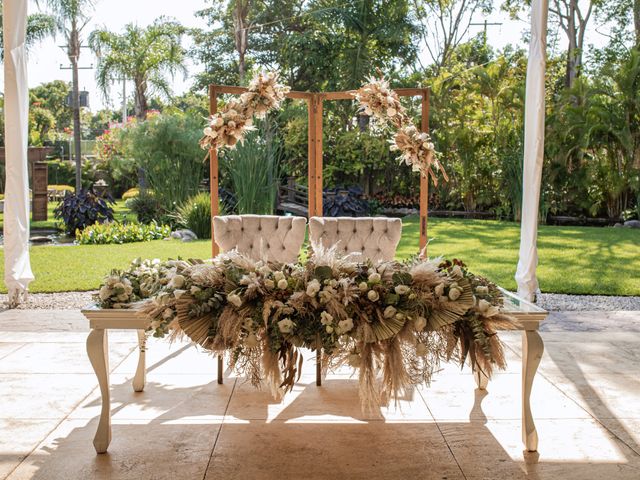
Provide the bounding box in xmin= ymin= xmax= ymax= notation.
xmin=420 ymin=89 xmax=430 ymax=253
xmin=307 ymin=96 xmax=317 ymax=217
xmin=209 ymin=85 xmax=220 ymax=257
xmin=314 ymin=95 xmax=324 ymax=216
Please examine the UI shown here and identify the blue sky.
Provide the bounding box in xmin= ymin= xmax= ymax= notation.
xmin=4 ymin=0 xmax=610 ymax=111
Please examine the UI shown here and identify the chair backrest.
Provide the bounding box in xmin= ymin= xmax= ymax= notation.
xmin=213 ymin=215 xmax=307 ymax=263
xmin=308 ymin=217 xmax=402 ymax=263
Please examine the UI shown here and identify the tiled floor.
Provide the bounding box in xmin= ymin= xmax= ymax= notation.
xmin=1 ymin=309 xmax=639 ymax=479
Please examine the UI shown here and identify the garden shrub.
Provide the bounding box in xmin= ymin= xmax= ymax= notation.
xmin=174 ymin=192 xmax=212 ymax=239
xmin=53 ymin=189 xmax=115 ymax=234
xmin=127 ymin=193 xmax=164 ymax=224
xmin=76 ymin=221 xmax=171 ymax=245
xmin=122 ymin=187 xmax=139 ymax=200
xmin=221 ymin=122 xmax=281 ymax=214
xmin=126 ymin=114 xmax=205 ymax=213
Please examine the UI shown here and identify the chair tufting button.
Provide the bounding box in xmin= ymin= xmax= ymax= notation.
xmin=361 ymin=246 xmax=365 ymax=251
xmin=353 ymin=228 xmax=357 ymax=233
xmin=282 ymin=246 xmax=286 ymax=250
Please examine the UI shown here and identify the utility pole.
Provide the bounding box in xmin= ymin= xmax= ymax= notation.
xmin=470 ymin=19 xmax=503 ymax=48
xmin=121 ymin=78 xmax=127 ymax=124
xmin=60 ymin=44 xmax=93 ymax=192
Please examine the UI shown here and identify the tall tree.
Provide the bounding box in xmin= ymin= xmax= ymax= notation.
xmin=0 ymin=3 xmax=56 ymax=60
xmin=503 ymin=0 xmax=598 ymax=87
xmin=413 ymin=0 xmax=492 ymax=73
xmin=89 ymin=18 xmax=186 ymax=120
xmin=38 ymin=0 xmax=95 ymax=192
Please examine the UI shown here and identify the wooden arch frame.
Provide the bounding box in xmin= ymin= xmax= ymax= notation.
xmin=208 ymin=85 xmax=431 ymax=257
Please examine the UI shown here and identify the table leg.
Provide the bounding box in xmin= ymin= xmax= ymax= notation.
xmin=522 ymin=329 xmax=544 ymax=452
xmin=132 ymin=330 xmax=146 ymax=392
xmin=474 ymin=368 xmax=489 ymax=390
xmin=217 ymin=354 xmax=224 ymax=384
xmin=86 ymin=328 xmax=111 ymax=454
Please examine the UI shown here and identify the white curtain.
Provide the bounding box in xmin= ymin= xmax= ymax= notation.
xmin=515 ymin=0 xmax=549 ymax=301
xmin=3 ymin=0 xmax=34 ymax=307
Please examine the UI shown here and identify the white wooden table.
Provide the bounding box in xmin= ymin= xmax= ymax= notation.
xmin=83 ymin=292 xmax=546 ymax=454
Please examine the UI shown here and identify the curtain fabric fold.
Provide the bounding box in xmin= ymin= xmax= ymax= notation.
xmin=515 ymin=0 xmax=549 ymax=301
xmin=3 ymin=0 xmax=34 ymax=307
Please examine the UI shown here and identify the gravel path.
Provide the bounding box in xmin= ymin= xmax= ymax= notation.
xmin=536 ymin=293 xmax=640 ymax=311
xmin=0 ymin=291 xmax=96 ymax=311
xmin=1 ymin=290 xmax=639 ymax=312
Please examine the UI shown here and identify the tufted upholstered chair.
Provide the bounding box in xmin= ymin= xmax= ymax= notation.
xmin=308 ymin=217 xmax=402 ymax=263
xmin=213 ymin=215 xmax=307 ymax=264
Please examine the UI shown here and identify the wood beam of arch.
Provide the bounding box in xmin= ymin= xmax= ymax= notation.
xmin=208 ymin=85 xmax=431 ymax=257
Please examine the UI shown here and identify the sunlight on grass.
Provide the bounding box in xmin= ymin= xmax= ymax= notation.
xmin=0 ymin=215 xmax=638 ymax=295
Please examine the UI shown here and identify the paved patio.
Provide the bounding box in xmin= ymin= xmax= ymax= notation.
xmin=0 ymin=308 xmax=639 ymax=480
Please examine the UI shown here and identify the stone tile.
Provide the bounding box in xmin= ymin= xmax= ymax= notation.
xmin=538 ymin=340 xmax=640 ymax=375
xmin=0 ymin=342 xmax=134 ymax=374
xmin=69 ymin=373 xmax=234 ymax=421
xmin=421 ymin=371 xmax=590 ymax=421
xmin=442 ymin=419 xmax=640 ymax=479
xmin=226 ymin=375 xmax=434 ymax=423
xmin=6 ymin=418 xmax=218 ymax=480
xmin=538 ymin=372 xmax=640 ymax=420
xmin=0 ymin=374 xmax=99 ymax=420
xmin=0 ymin=343 xmax=25 ymax=360
xmin=0 ymin=310 xmax=87 ymax=332
xmin=0 ymin=330 xmax=137 ymax=343
xmin=0 ymin=419 xmax=61 ymax=479
xmin=112 ymin=338 xmax=219 ymax=376
xmin=207 ymin=421 xmax=463 ymax=480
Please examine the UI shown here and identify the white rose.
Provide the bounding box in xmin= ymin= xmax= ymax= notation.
xmin=325 ymin=325 xmax=334 ymax=334
xmin=448 ymin=288 xmax=462 ymax=301
xmin=476 ymin=285 xmax=489 ymax=295
xmin=264 ymin=279 xmax=275 ymax=289
xmin=414 ymin=316 xmax=427 ymax=331
xmin=274 ymin=271 xmax=285 ymax=282
xmin=367 ymin=290 xmax=379 ymax=302
xmin=228 ymin=293 xmax=242 ymax=307
xmin=278 ymin=318 xmax=295 ymax=334
xmin=451 ymin=265 xmax=463 ymax=279
xmin=204 ymin=127 xmax=213 ymax=136
xmin=320 ymin=311 xmax=334 ymax=325
xmin=190 ymin=286 xmax=201 ymax=295
xmin=214 ymin=117 xmax=224 ymax=127
xmin=277 ymin=279 xmax=288 ymax=290
xmin=395 ymin=285 xmax=410 ymax=295
xmin=416 ymin=343 xmax=428 ymax=356
xmin=99 ymin=286 xmax=111 ymax=301
xmin=173 ymin=289 xmax=186 ymax=299
xmin=338 ymin=318 xmax=354 ymax=333
xmin=306 ymin=279 xmax=321 ymax=297
xmin=478 ymin=299 xmax=491 ymax=313
xmin=368 ymin=272 xmax=381 ymax=284
xmin=170 ymin=275 xmax=185 ymax=288
xmin=383 ymin=306 xmax=397 ymax=319
xmin=359 ymin=282 xmax=368 ymax=292
xmin=387 ymin=107 xmax=397 ymax=117
xmin=434 ymin=283 xmax=445 ymax=297
xmin=244 ymin=333 xmax=259 ymax=348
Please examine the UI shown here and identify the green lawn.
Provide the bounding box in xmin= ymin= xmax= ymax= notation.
xmin=0 ymin=215 xmax=638 ymax=295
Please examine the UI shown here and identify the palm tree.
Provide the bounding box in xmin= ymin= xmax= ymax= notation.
xmin=37 ymin=0 xmax=96 ymax=192
xmin=0 ymin=6 xmax=56 ymax=61
xmin=89 ymin=18 xmax=186 ymax=120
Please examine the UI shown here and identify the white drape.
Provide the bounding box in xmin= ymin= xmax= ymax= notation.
xmin=3 ymin=0 xmax=34 ymax=307
xmin=515 ymin=0 xmax=549 ymax=301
